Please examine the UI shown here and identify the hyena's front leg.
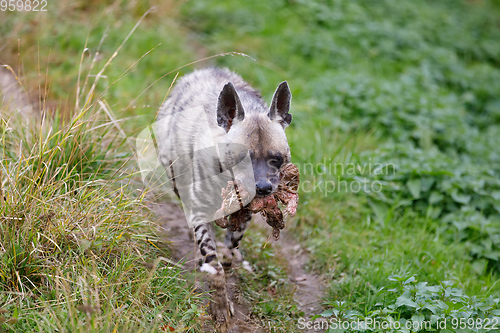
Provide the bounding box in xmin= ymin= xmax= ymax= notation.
xmin=194 ymin=222 xmax=233 ymax=332
xmin=194 ymin=222 xmax=218 ymax=264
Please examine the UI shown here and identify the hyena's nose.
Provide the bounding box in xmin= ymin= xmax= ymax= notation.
xmin=256 ymin=180 xmax=272 ymax=196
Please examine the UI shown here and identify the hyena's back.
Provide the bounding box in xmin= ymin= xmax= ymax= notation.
xmin=158 ymin=67 xmax=266 ymax=128
xmin=157 ymin=68 xmax=264 ymax=166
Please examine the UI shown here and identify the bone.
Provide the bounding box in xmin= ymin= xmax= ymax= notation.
xmin=215 ymin=163 xmax=300 ymax=240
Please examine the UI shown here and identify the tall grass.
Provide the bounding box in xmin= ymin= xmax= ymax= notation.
xmin=0 ymin=31 xmax=205 ymax=333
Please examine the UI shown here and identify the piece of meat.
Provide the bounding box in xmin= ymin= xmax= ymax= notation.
xmin=214 ymin=163 xmax=300 ymax=240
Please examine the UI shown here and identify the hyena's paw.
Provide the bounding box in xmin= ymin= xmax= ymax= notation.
xmin=217 ymin=242 xmax=234 ymax=271
xmin=231 ymin=248 xmax=243 ymax=262
xmin=202 ymin=263 xmax=233 ymax=332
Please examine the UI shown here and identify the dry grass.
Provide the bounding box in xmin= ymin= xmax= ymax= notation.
xmin=0 ymin=13 xmax=206 ymax=330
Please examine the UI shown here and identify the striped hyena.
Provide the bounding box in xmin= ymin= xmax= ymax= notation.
xmin=155 ymin=67 xmax=292 ymax=331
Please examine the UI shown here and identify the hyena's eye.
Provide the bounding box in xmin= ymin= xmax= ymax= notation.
xmin=268 ymin=155 xmax=283 ymax=170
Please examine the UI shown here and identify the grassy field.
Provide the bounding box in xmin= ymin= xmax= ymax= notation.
xmin=2 ymin=0 xmax=500 ymax=332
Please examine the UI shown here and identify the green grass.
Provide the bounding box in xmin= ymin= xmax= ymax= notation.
xmin=2 ymin=0 xmax=500 ymax=332
xmin=230 ymin=227 xmax=302 ymax=332
xmin=0 ymin=1 xmax=195 ymax=130
xmin=181 ymin=0 xmax=500 ymax=329
xmin=0 ymin=62 xmax=205 ymax=331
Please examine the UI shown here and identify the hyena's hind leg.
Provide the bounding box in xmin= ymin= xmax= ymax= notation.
xmin=193 ymin=222 xmax=234 ymax=332
xmin=222 ymin=210 xmax=252 ymax=269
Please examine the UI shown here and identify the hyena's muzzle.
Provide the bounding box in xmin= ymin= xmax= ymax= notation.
xmin=250 ymin=151 xmax=284 ymax=197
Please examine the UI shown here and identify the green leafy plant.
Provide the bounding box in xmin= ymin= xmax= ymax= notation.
xmin=318 ymin=274 xmax=500 ymax=332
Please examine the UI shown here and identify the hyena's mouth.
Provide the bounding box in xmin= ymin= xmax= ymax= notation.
xmin=255 ymin=192 xmax=273 ymax=198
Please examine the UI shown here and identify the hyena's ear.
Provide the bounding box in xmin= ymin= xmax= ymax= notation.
xmin=269 ymin=81 xmax=292 ymax=128
xmin=217 ymin=82 xmax=245 ymax=132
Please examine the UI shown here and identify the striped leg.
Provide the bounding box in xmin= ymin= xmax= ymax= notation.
xmin=193 ymin=221 xmax=233 ymax=333
xmin=194 ymin=222 xmax=217 ymax=264
xmin=224 ymin=210 xmax=252 ymax=250
xmin=219 ymin=210 xmax=252 ymax=270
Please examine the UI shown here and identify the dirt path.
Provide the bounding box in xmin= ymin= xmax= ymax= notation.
xmin=253 ymin=216 xmax=327 ymax=332
xmin=153 ymin=202 xmax=261 ymax=332
xmin=154 ymin=202 xmax=326 ymax=332
xmin=0 ymin=67 xmax=35 ymax=120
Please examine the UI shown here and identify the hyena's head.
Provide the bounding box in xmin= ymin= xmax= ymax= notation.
xmin=217 ymin=81 xmax=292 ymax=197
